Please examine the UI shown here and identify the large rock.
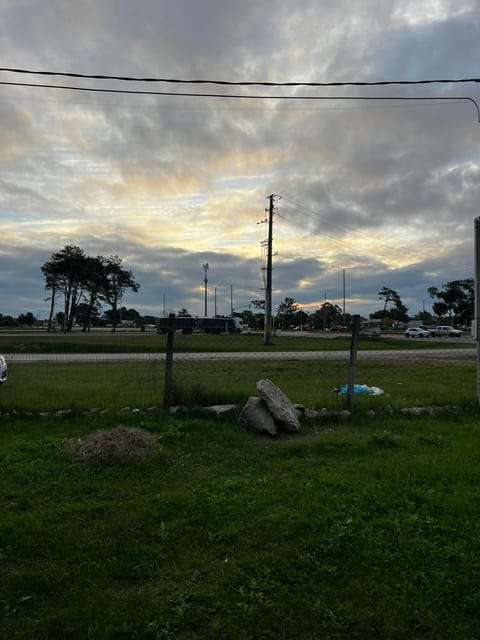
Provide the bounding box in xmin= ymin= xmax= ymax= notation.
xmin=256 ymin=379 xmax=301 ymax=433
xmin=238 ymin=397 xmax=278 ymax=436
xmin=202 ymin=404 xmax=240 ymax=421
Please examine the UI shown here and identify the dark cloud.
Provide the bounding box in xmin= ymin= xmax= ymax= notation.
xmin=0 ymin=1 xmax=478 ymax=320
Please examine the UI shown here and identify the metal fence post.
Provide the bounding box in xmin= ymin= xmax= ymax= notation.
xmin=163 ymin=313 xmax=175 ymax=409
xmin=347 ymin=315 xmax=361 ymax=410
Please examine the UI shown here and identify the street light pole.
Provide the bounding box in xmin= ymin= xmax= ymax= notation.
xmin=214 ymin=282 xmax=225 ymax=317
xmin=333 ymin=265 xmax=356 ymax=328
xmin=202 ymin=263 xmax=209 ymax=317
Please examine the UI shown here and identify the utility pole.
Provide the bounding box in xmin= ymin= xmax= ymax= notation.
xmin=202 ymin=263 xmax=209 ymax=317
xmin=264 ymin=194 xmax=275 ymax=345
xmin=475 ymin=217 xmax=480 ymax=405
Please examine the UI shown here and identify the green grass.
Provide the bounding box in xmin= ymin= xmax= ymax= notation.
xmin=0 ymin=331 xmax=474 ymax=354
xmin=0 ymin=358 xmax=476 ymax=413
xmin=1 ymin=410 xmax=480 ymax=638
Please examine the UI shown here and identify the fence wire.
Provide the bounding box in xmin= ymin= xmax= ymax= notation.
xmin=0 ymin=329 xmax=476 ymax=414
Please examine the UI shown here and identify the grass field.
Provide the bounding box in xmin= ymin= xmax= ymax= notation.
xmin=0 ymin=329 xmax=476 ymax=413
xmin=0 ymin=357 xmax=476 ymax=414
xmin=1 ymin=409 xmax=480 ymax=639
xmin=0 ymin=330 xmax=475 ymax=354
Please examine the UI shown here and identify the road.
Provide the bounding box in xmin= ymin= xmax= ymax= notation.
xmin=4 ymin=348 xmax=476 ymax=363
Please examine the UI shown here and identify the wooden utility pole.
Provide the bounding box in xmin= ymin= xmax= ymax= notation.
xmin=264 ymin=194 xmax=274 ymax=345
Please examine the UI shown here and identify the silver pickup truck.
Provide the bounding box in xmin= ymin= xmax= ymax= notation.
xmin=429 ymin=325 xmax=462 ymax=338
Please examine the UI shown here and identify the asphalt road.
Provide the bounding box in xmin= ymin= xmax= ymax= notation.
xmin=4 ymin=348 xmax=476 ymax=363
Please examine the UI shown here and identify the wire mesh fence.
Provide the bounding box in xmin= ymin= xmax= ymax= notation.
xmin=169 ymin=342 xmax=477 ymax=411
xmin=0 ymin=324 xmax=477 ymax=415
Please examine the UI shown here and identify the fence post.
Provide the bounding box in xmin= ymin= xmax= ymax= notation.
xmin=163 ymin=313 xmax=175 ymax=409
xmin=347 ymin=315 xmax=361 ymax=410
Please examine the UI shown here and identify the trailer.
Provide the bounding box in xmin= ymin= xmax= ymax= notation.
xmin=156 ymin=316 xmax=243 ymax=335
xmin=197 ymin=317 xmax=243 ymax=334
xmin=156 ymin=316 xmax=196 ymax=334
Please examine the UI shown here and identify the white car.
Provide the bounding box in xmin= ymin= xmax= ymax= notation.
xmin=0 ymin=354 xmax=7 ymax=383
xmin=404 ymin=327 xmax=431 ymax=338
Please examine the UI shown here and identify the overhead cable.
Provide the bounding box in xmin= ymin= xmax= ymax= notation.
xmin=1 ymin=80 xmax=478 ymax=121
xmin=0 ymin=67 xmax=479 ymax=86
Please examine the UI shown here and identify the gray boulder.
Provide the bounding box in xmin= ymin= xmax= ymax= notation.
xmin=256 ymin=379 xmax=300 ymax=433
xmin=203 ymin=404 xmax=240 ymax=421
xmin=238 ymin=397 xmax=278 ymax=436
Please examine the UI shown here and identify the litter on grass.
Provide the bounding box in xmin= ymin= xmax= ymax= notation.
xmin=334 ymin=384 xmax=384 ymax=396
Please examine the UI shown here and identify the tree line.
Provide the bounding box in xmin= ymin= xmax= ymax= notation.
xmin=41 ymin=245 xmax=139 ymax=332
xmin=2 ymin=263 xmax=474 ymax=332
xmin=244 ymin=279 xmax=474 ymax=331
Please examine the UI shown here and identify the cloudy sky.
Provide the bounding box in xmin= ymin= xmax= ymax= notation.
xmin=1 ymin=0 xmax=479 ymax=320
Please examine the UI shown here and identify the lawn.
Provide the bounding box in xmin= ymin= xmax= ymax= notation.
xmin=1 ymin=410 xmax=480 ymax=639
xmin=0 ymin=358 xmax=476 ymax=413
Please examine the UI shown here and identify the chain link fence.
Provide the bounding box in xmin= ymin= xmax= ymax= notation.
xmin=163 ymin=314 xmax=476 ymax=412
xmin=0 ymin=320 xmax=476 ymax=414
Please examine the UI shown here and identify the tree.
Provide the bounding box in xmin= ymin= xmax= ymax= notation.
xmin=41 ymin=245 xmax=88 ymax=332
xmin=41 ymin=253 xmax=62 ymax=332
xmin=312 ymin=302 xmax=343 ymax=330
xmin=376 ymin=286 xmax=409 ymax=327
xmin=100 ymin=255 xmax=140 ymax=332
xmin=0 ymin=314 xmax=17 ymax=327
xmin=17 ymin=312 xmax=35 ymax=326
xmin=75 ymin=302 xmax=100 ymax=330
xmin=177 ymin=308 xmax=191 ymax=317
xmin=416 ymin=309 xmax=433 ymax=325
xmin=80 ymin=255 xmax=107 ymax=331
xmin=276 ymin=297 xmax=299 ymax=328
xmin=41 ymin=246 xmax=140 ymax=332
xmin=428 ymin=279 xmax=474 ymax=326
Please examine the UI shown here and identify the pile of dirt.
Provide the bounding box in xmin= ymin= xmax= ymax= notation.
xmin=64 ymin=426 xmax=158 ymax=463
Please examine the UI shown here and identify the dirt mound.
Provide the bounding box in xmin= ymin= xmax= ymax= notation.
xmin=64 ymin=426 xmax=158 ymax=463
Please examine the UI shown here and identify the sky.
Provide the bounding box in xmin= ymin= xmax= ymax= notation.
xmin=0 ymin=0 xmax=479 ymax=321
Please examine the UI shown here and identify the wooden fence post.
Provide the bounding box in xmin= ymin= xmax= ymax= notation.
xmin=163 ymin=313 xmax=175 ymax=409
xmin=347 ymin=315 xmax=361 ymax=410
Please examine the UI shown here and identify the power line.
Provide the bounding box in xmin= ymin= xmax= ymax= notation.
xmin=1 ymin=80 xmax=478 ymax=121
xmin=1 ymin=92 xmax=476 ymax=113
xmin=276 ymin=195 xmax=468 ymax=269
xmin=1 ymin=67 xmax=480 ymax=87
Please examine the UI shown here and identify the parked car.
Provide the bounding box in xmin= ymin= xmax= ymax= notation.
xmin=0 ymin=354 xmax=7 ymax=383
xmin=429 ymin=325 xmax=462 ymax=338
xmin=404 ymin=327 xmax=431 ymax=338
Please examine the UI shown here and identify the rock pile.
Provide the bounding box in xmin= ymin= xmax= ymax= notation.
xmin=238 ymin=378 xmax=301 ymax=436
